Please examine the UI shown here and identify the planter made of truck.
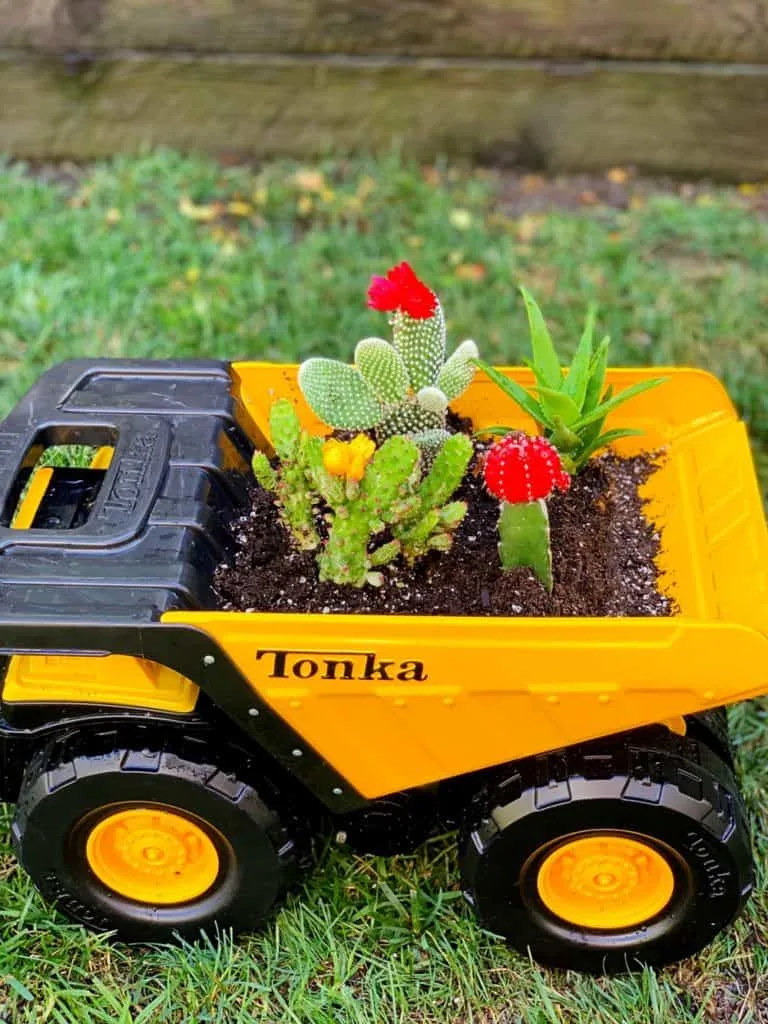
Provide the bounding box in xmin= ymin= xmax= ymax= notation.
xmin=159 ymin=363 xmax=768 ymax=800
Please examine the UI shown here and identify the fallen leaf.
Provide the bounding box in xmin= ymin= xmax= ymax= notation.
xmin=69 ymin=185 xmax=93 ymax=209
xmin=738 ymin=182 xmax=767 ymax=196
xmin=294 ymin=169 xmax=326 ymax=193
xmin=179 ymin=195 xmax=220 ymax=222
xmin=521 ymin=174 xmax=545 ymax=193
xmin=455 ymin=262 xmax=487 ymax=282
xmin=104 ymin=208 xmax=121 ymax=225
xmin=607 ymin=167 xmax=629 ymax=184
xmin=515 ymin=214 xmax=544 ymax=243
xmin=357 ymin=175 xmax=377 ymax=199
xmin=226 ymin=200 xmax=253 ymax=217
xmin=449 ymin=208 xmax=473 ymax=230
xmin=523 ymin=266 xmax=559 ymax=297
xmin=297 ymin=195 xmax=314 ymax=216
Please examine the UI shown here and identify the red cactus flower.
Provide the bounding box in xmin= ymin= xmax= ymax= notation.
xmin=367 ymin=261 xmax=438 ymax=319
xmin=484 ymin=433 xmax=570 ymax=504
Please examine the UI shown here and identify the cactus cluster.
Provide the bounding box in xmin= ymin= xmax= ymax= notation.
xmin=251 ymin=399 xmax=320 ymax=550
xmin=483 ymin=433 xmax=570 ymax=592
xmin=298 ymin=262 xmax=478 ymax=454
xmin=251 ymin=399 xmax=473 ymax=588
xmin=309 ymin=432 xmax=473 ymax=587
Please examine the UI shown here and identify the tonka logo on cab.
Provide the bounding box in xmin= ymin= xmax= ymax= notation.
xmin=256 ymin=648 xmax=428 ymax=682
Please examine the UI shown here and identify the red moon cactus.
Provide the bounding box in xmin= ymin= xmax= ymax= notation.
xmin=483 ymin=433 xmax=570 ymax=592
xmin=484 ymin=433 xmax=570 ymax=504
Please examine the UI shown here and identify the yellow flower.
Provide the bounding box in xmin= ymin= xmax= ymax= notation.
xmin=346 ymin=434 xmax=376 ymax=480
xmin=322 ymin=435 xmax=376 ymax=480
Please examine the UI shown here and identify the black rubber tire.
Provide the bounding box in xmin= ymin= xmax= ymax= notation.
xmin=12 ymin=744 xmax=306 ymax=942
xmin=459 ymin=733 xmax=753 ymax=973
xmin=685 ymin=707 xmax=733 ymax=766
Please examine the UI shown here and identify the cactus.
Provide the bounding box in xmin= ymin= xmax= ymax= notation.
xmin=483 ymin=433 xmax=570 ymax=592
xmin=298 ymin=262 xmax=479 ymax=454
xmin=309 ymin=431 xmax=472 ymax=586
xmin=251 ymin=399 xmax=320 ymax=550
xmin=392 ymin=432 xmax=473 ymax=564
xmin=311 ymin=436 xmax=421 ymax=587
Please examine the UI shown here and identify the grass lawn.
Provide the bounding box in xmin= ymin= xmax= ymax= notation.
xmin=0 ymin=151 xmax=767 ymax=1022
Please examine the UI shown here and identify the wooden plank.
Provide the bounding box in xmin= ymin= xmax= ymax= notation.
xmin=1 ymin=53 xmax=767 ymax=178
xmin=1 ymin=1 xmax=768 ymax=63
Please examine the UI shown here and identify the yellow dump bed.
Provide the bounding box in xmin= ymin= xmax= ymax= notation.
xmin=165 ymin=364 xmax=768 ymax=799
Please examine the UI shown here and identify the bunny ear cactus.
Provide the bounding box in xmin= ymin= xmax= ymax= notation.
xmin=298 ymin=262 xmax=479 ymax=454
xmin=474 ymin=287 xmax=666 ymax=473
xmin=483 ymin=433 xmax=570 ymax=592
xmin=251 ymin=399 xmax=320 ymax=550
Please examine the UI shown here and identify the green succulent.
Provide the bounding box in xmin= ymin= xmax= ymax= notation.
xmin=474 ymin=287 xmax=666 ymax=473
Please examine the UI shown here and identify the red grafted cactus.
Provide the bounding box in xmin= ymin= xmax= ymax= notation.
xmin=484 ymin=434 xmax=570 ymax=504
xmin=483 ymin=433 xmax=570 ymax=591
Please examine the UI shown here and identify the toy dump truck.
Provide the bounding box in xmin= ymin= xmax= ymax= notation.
xmin=1 ymin=359 xmax=766 ymax=973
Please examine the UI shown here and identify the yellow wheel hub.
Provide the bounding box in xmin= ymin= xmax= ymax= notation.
xmin=536 ymin=834 xmax=675 ymax=930
xmin=85 ymin=807 xmax=220 ymax=905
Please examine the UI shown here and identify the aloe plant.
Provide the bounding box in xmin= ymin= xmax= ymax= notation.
xmin=474 ymin=288 xmax=666 ymax=472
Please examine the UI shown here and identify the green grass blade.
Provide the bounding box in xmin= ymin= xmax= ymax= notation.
xmin=520 ymin=285 xmax=563 ymax=390
xmin=472 ymin=358 xmax=551 ymax=427
xmin=563 ymin=304 xmax=596 ymax=407
xmin=574 ymin=377 xmax=667 ymax=429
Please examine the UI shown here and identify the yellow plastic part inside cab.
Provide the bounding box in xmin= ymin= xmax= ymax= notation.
xmin=163 ymin=363 xmax=768 ymax=801
xmin=11 ymin=445 xmax=115 ymax=529
xmin=2 ymin=654 xmax=199 ymax=714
